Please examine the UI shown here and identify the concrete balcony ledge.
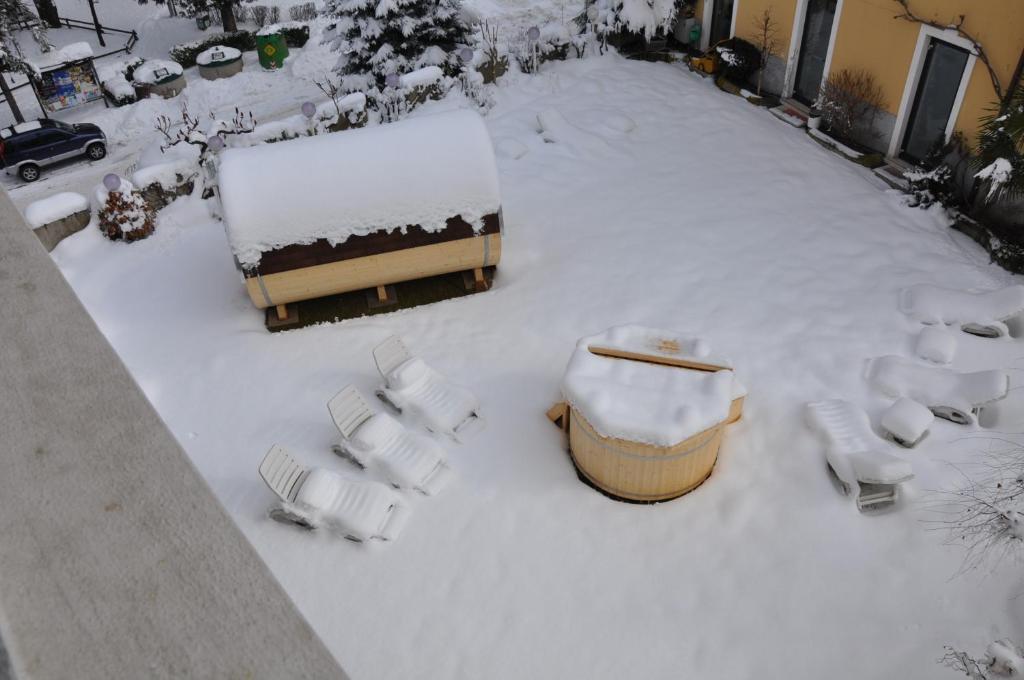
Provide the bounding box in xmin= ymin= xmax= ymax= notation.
xmin=0 ymin=186 xmax=347 ymax=679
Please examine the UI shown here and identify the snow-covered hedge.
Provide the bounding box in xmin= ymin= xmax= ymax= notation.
xmin=586 ymin=0 xmax=677 ymax=40
xmin=170 ymin=31 xmax=256 ymax=68
xmin=169 ymin=25 xmax=310 ymax=68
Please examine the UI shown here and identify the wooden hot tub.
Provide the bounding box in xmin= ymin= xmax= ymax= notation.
xmin=551 ymin=325 xmax=745 ymax=502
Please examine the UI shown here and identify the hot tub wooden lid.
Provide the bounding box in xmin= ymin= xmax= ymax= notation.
xmin=562 ymin=325 xmax=743 ymax=448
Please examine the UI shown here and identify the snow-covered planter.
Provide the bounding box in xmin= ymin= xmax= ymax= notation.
xmin=132 ymin=158 xmax=200 ymax=210
xmin=217 ymin=110 xmax=502 ymax=321
xmin=538 ymin=22 xmax=573 ymax=63
xmin=197 ymin=45 xmax=243 ymax=81
xmin=132 ymin=60 xmax=186 ymax=99
xmin=248 ymin=94 xmax=367 ymax=143
xmin=550 ymin=325 xmax=746 ymax=502
xmin=96 ymin=179 xmax=157 ymax=243
xmin=398 ymin=66 xmax=446 ymax=106
xmin=24 ymin=192 xmax=90 ymax=252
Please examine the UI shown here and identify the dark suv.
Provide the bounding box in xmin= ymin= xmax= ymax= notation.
xmin=0 ymin=118 xmax=107 ymax=182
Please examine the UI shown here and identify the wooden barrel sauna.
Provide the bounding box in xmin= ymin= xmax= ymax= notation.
xmin=218 ymin=109 xmax=502 ymax=315
xmin=556 ymin=325 xmax=745 ymax=503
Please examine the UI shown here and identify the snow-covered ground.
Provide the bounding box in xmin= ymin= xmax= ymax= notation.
xmin=11 ymin=3 xmax=1024 ymax=678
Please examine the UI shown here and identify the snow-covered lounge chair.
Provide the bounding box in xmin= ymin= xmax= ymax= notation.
xmin=879 ymin=397 xmax=934 ymax=448
xmin=258 ymin=444 xmax=409 ymax=542
xmin=328 ymin=385 xmax=451 ymax=495
xmin=805 ymin=400 xmax=914 ymax=512
xmin=372 ymin=335 xmax=482 ymax=442
xmin=900 ymin=284 xmax=1024 ymax=338
xmin=867 ymin=355 xmax=1009 ymax=425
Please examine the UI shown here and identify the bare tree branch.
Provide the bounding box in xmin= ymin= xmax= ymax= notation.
xmin=893 ymin=0 xmax=1005 ymax=105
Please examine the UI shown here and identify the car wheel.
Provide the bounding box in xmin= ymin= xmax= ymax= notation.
xmin=18 ymin=164 xmax=40 ymax=182
xmin=86 ymin=142 xmax=106 ymax=160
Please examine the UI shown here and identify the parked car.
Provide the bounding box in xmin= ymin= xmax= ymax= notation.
xmin=0 ymin=118 xmax=107 ymax=182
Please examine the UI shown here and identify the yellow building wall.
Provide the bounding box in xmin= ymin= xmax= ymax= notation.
xmin=825 ymin=0 xmax=1022 ymax=146
xmin=733 ymin=0 xmax=800 ymax=59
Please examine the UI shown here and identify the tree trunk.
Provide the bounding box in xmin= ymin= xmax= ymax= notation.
xmin=0 ymin=73 xmax=25 ymax=124
xmin=219 ymin=2 xmax=237 ymax=32
xmin=33 ymin=0 xmax=61 ymax=28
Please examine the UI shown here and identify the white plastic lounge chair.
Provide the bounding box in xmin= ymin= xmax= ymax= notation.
xmin=805 ymin=400 xmax=914 ymax=512
xmin=373 ymin=335 xmax=482 ymax=441
xmin=867 ymin=355 xmax=1009 ymax=425
xmin=900 ymin=284 xmax=1024 ymax=338
xmin=258 ymin=444 xmax=409 ymax=542
xmin=328 ymin=385 xmax=451 ymax=495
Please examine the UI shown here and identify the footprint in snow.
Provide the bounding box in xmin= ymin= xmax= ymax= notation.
xmin=494 ymin=138 xmax=529 ymax=160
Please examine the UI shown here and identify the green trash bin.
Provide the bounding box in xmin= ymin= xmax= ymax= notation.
xmin=256 ymin=32 xmax=289 ymax=70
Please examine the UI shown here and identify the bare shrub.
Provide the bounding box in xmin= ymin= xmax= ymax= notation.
xmin=268 ymin=6 xmax=280 ymax=24
xmin=816 ymin=68 xmax=886 ymax=142
xmin=250 ymin=5 xmax=270 ymax=26
xmin=750 ymin=7 xmax=779 ymax=96
xmin=289 ymin=2 xmax=316 ymax=21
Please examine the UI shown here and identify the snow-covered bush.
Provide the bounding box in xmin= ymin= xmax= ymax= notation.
xmin=944 ymin=639 xmax=1024 ymax=678
xmin=816 ymin=68 xmax=885 ymax=143
xmin=133 ymin=156 xmax=200 ymax=210
xmin=324 ymin=0 xmax=469 ymax=92
xmin=904 ymin=133 xmax=970 ymax=212
xmin=476 ymin=21 xmax=508 ymax=84
xmin=927 ymin=442 xmax=1024 ymax=572
xmin=714 ymin=38 xmax=761 ymax=85
xmin=584 ymin=0 xmax=676 ymax=43
xmin=976 ymin=87 xmax=1024 ymax=202
xmin=97 ymin=180 xmax=156 ymax=243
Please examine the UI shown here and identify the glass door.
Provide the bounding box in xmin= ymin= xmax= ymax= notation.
xmin=900 ymin=39 xmax=969 ymax=164
xmin=709 ymin=0 xmax=734 ymax=46
xmin=793 ymin=0 xmax=838 ymax=105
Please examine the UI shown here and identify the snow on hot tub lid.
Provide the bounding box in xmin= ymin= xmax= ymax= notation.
xmin=196 ymin=45 xmax=242 ymax=66
xmin=218 ymin=109 xmax=502 ymax=269
xmin=562 ymin=325 xmax=744 ymax=447
xmin=133 ymin=59 xmax=184 ymax=85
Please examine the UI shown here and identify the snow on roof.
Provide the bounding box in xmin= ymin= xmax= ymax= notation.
xmin=24 ymin=192 xmax=89 ymax=229
xmin=133 ymin=60 xmax=184 ymax=85
xmin=219 ymin=109 xmax=501 ymax=268
xmin=32 ymin=41 xmax=94 ymax=70
xmin=562 ymin=325 xmax=741 ymax=447
xmin=196 ymin=45 xmax=242 ymax=66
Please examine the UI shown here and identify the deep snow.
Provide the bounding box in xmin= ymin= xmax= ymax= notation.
xmin=13 ymin=4 xmax=1024 ymax=678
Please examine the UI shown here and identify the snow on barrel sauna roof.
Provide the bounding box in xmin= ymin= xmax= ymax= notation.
xmin=562 ymin=325 xmax=744 ymax=447
xmin=218 ymin=109 xmax=501 ymax=268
